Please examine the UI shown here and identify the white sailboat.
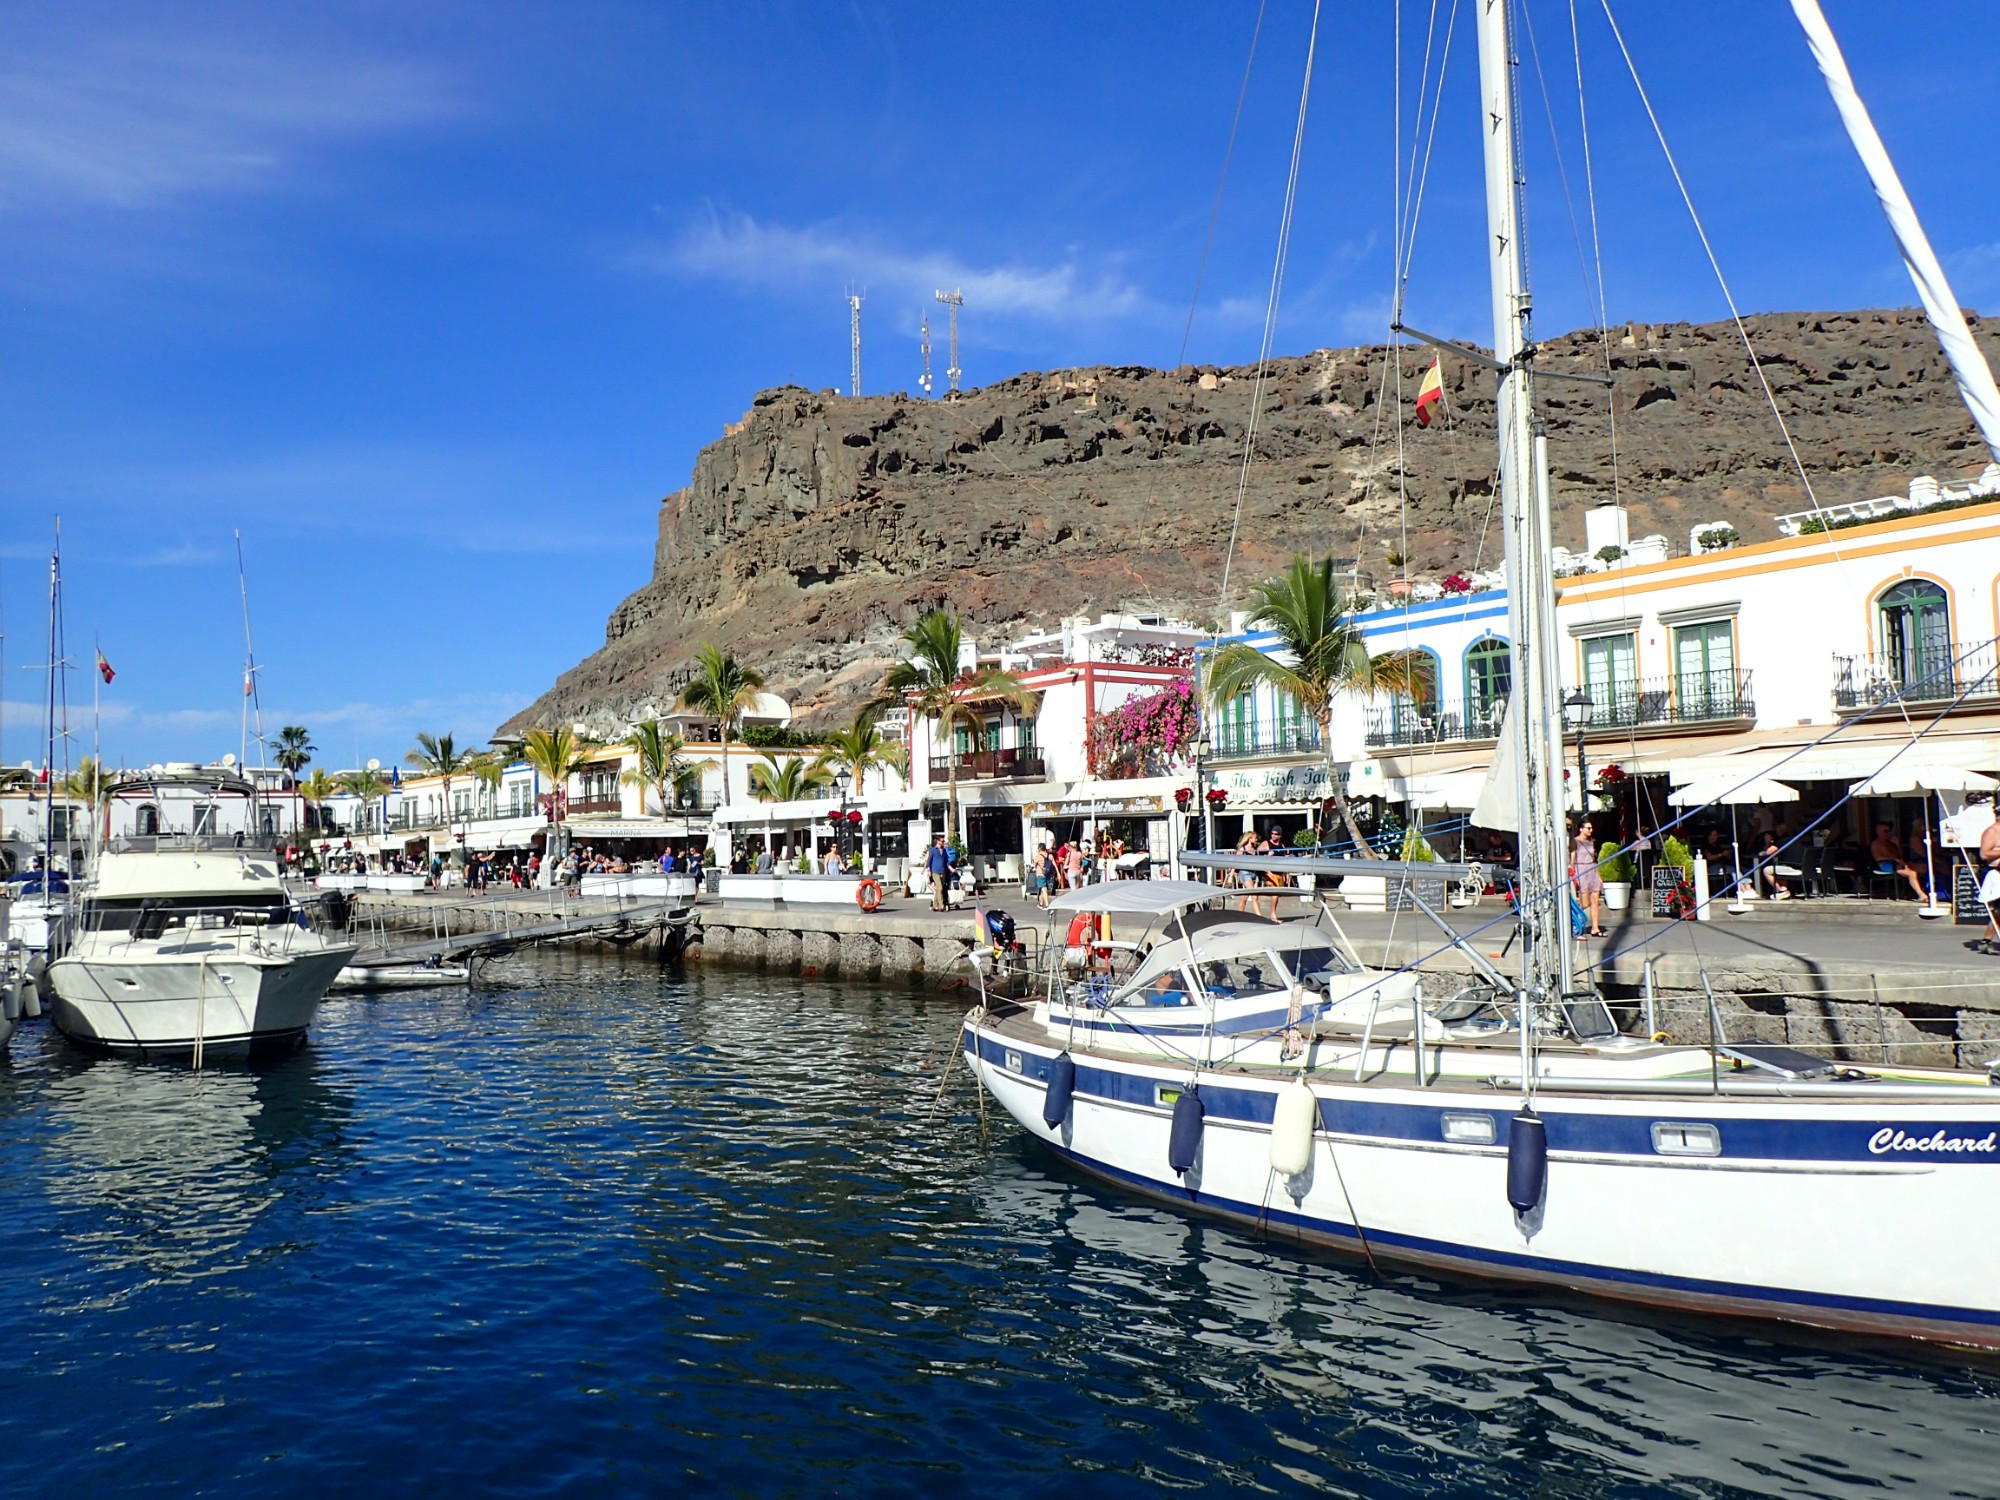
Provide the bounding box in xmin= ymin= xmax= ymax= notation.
xmin=960 ymin=3 xmax=2000 ymax=1347
xmin=47 ymin=764 xmax=355 ymax=1057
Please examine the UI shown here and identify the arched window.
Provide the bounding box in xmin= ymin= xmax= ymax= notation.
xmin=136 ymin=804 xmax=159 ymax=836
xmin=1877 ymin=579 xmax=1950 ymax=691
xmin=1389 ymin=648 xmax=1443 ymax=741
xmin=1464 ymin=638 xmax=1512 ymax=729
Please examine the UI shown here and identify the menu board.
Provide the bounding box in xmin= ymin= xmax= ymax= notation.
xmin=1388 ymin=874 xmax=1451 ymax=912
xmin=1650 ymin=865 xmax=1685 ymax=918
xmin=1954 ymin=863 xmax=1988 ymax=927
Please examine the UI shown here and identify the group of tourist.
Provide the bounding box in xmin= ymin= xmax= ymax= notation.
xmin=1022 ymin=835 xmax=1129 ymax=909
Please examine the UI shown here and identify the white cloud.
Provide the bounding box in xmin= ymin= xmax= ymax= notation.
xmin=0 ymin=24 xmax=454 ymax=214
xmin=639 ymin=205 xmax=1163 ymax=328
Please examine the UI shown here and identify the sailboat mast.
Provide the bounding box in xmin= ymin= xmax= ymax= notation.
xmin=1477 ymin=0 xmax=1572 ymax=1000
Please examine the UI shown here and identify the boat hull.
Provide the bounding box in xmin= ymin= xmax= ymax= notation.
xmin=967 ymin=1016 xmax=2000 ymax=1348
xmin=48 ymin=944 xmax=353 ymax=1054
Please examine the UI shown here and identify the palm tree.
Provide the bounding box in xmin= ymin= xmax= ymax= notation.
xmin=406 ymin=731 xmax=478 ymax=835
xmin=876 ymin=607 xmax=1032 ymax=844
xmin=299 ymin=768 xmax=338 ymax=834
xmin=747 ymin=754 xmax=833 ymax=803
xmin=63 ymin=755 xmax=111 ymax=807
xmin=814 ymin=713 xmax=904 ymax=793
xmin=273 ymin=725 xmax=315 ymax=785
xmin=521 ymin=726 xmax=596 ymax=854
xmin=1204 ymin=553 xmax=1431 ymax=857
xmin=337 ymin=767 xmax=390 ymax=834
xmin=622 ymin=720 xmax=718 ymax=817
xmin=676 ymin=643 xmax=765 ymax=807
xmin=469 ymin=751 xmax=505 ymax=820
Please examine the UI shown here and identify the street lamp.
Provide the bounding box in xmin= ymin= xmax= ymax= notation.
xmin=1562 ymin=689 xmax=1593 ymax=814
xmin=831 ymin=768 xmax=851 ymax=869
xmin=1192 ymin=734 xmax=1213 ymax=880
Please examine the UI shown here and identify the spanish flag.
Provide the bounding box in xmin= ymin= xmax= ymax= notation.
xmin=1414 ymin=357 xmax=1444 ymax=428
xmin=95 ymin=649 xmax=115 ymax=684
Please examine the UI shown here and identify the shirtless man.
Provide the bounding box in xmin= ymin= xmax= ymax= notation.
xmin=1869 ymin=822 xmax=1927 ymax=901
xmin=1978 ymin=813 xmax=2000 ymax=954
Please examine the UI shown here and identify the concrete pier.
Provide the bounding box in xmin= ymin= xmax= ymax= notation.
xmin=339 ymin=885 xmax=2000 ymax=1066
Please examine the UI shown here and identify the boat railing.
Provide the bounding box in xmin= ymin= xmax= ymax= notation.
xmin=105 ymin=832 xmax=279 ymax=855
xmin=73 ymin=896 xmax=339 ymax=956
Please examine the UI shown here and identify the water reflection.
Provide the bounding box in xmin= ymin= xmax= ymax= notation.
xmin=37 ymin=1046 xmax=351 ymax=1291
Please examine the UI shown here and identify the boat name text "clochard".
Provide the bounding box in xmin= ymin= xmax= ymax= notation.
xmin=1868 ymin=1128 xmax=2000 ymax=1155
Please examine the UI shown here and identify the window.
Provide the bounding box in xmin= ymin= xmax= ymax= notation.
xmin=1015 ymin=717 xmax=1036 ymax=752
xmin=1218 ymin=689 xmax=1254 ymax=754
xmin=136 ymin=804 xmax=159 ymax=835
xmin=1388 ymin=649 xmax=1443 ymax=739
xmin=1877 ymin=579 xmax=1950 ymax=691
xmin=1580 ymin=633 xmax=1638 ymax=727
xmin=192 ymin=804 xmax=217 ymax=836
xmin=1464 ymin=638 xmax=1511 ymax=724
xmin=1672 ymin=619 xmax=1737 ymax=718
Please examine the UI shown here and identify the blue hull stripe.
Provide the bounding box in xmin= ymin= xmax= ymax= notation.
xmin=1034 ymin=1138 xmax=2000 ymax=1340
xmin=966 ymin=1029 xmax=2000 ymax=1168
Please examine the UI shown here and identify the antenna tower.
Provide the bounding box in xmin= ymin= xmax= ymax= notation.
xmin=918 ymin=313 xmax=933 ymax=397
xmin=935 ymin=288 xmax=963 ymax=394
xmin=847 ymin=292 xmax=863 ymax=397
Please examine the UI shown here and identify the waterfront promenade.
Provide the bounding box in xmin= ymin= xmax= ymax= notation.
xmin=343 ymin=881 xmax=2000 ymax=1065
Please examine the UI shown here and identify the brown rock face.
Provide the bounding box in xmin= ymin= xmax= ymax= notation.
xmin=501 ymin=309 xmax=1999 ymax=735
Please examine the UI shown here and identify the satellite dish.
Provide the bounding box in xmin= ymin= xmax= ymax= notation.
xmin=221 ymin=753 xmax=237 ymax=767
xmin=366 ymin=758 xmax=381 ymax=771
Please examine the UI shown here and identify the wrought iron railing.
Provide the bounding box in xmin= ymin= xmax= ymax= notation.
xmin=1573 ymin=670 xmax=1755 ymax=731
xmin=1208 ymin=723 xmax=1323 ymax=761
xmin=1364 ymin=697 xmax=1508 ymax=749
xmin=1833 ymin=642 xmax=1998 ymax=710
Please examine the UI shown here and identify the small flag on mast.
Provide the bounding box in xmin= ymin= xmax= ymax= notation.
xmin=95 ymin=650 xmax=115 ymax=684
xmin=244 ymin=669 xmax=254 ymax=697
xmin=1414 ymin=356 xmax=1444 ymax=428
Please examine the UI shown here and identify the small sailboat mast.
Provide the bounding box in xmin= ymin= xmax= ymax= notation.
xmin=1477 ymin=0 xmax=1572 ymax=1002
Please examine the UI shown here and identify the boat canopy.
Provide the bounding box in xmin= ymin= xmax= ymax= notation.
xmin=1113 ymin=919 xmax=1344 ymax=999
xmin=1047 ymin=878 xmax=1220 ymax=916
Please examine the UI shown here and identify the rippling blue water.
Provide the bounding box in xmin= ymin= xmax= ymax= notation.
xmin=2 ymin=951 xmax=1998 ymax=1497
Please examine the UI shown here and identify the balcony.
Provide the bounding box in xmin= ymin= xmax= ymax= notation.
xmin=1209 ymin=723 xmax=1323 ymax=761
xmin=1577 ymin=671 xmax=1755 ymax=732
xmin=1834 ymin=642 xmax=1999 ymax=712
xmin=1365 ymin=697 xmax=1506 ymax=750
xmin=928 ymin=747 xmax=1046 ymax=783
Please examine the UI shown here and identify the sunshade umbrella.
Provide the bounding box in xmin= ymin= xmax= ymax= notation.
xmin=1846 ymin=760 xmax=1997 ymax=914
xmin=1667 ymin=776 xmax=1803 ymax=910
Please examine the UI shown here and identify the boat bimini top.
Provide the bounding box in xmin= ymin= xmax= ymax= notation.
xmin=1045 ymin=879 xmax=1223 ymax=916
xmin=1108 ymin=919 xmax=1355 ymax=1006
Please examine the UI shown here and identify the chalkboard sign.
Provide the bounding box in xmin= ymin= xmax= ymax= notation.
xmin=1651 ymin=865 xmax=1687 ymax=919
xmin=1954 ymin=863 xmax=1988 ymax=926
xmin=1388 ymin=874 xmax=1451 ymax=912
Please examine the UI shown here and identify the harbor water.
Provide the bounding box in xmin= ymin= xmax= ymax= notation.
xmin=2 ymin=952 xmax=1997 ymax=1498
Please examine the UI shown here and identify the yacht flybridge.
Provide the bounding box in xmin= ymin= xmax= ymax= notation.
xmin=46 ymin=764 xmax=355 ymax=1057
xmin=962 ymin=0 xmax=2000 ymax=1349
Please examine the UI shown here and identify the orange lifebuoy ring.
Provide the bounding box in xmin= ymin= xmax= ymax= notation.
xmin=1066 ymin=912 xmax=1100 ymax=948
xmin=856 ymin=878 xmax=884 ymax=913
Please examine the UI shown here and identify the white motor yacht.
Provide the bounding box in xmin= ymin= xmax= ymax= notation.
xmin=47 ymin=764 xmax=355 ymax=1056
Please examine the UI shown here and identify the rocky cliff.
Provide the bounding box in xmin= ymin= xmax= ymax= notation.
xmin=502 ymin=309 xmax=2000 ymax=735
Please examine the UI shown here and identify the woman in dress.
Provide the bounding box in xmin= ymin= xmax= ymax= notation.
xmin=1572 ymin=816 xmax=1605 ymax=937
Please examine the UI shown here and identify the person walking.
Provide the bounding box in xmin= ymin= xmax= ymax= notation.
xmin=1976 ymin=813 xmax=2000 ymax=954
xmin=1572 ymin=816 xmax=1605 ymax=937
xmin=1062 ymin=839 xmax=1083 ymax=892
xmin=926 ymin=833 xmax=953 ymax=912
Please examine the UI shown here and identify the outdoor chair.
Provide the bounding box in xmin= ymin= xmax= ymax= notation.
xmin=1868 ymin=863 xmax=1907 ymax=900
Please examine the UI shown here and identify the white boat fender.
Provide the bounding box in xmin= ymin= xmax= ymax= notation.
xmin=1 ymin=977 xmax=18 ymax=1024
xmin=1168 ymin=1087 xmax=1205 ymax=1175
xmin=1506 ymin=1110 xmax=1547 ymax=1213
xmin=1269 ymin=1077 xmax=1318 ymax=1177
xmin=1042 ymin=1052 xmax=1076 ymax=1128
xmin=22 ymin=971 xmax=42 ymax=1018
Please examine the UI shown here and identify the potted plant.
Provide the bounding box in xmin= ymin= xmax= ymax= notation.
xmin=1597 ymin=841 xmax=1635 ymax=911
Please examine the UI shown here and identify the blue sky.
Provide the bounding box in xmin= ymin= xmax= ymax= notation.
xmin=4 ymin=1 xmax=1997 ymax=774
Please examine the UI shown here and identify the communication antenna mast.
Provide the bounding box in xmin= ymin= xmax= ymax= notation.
xmin=918 ymin=313 xmax=933 ymax=397
xmin=847 ymin=291 xmax=863 ymax=397
xmin=935 ymin=288 xmax=963 ymax=394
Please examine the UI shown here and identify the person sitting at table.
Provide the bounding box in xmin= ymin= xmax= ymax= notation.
xmin=1700 ymin=827 xmax=1738 ymax=892
xmin=1751 ymin=830 xmax=1792 ymax=899
xmin=1870 ymin=822 xmax=1928 ymax=900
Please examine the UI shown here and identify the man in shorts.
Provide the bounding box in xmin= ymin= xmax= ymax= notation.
xmin=1978 ymin=813 xmax=2000 ymax=953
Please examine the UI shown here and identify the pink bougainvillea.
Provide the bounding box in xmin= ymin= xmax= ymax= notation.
xmin=1090 ymin=678 xmax=1200 ymax=778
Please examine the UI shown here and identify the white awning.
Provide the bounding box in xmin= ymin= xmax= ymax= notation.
xmin=1047 ymin=878 xmax=1221 ymax=916
xmin=711 ymin=794 xmax=923 ymax=828
xmin=567 ymin=818 xmax=703 ymax=841
xmin=1667 ymin=734 xmax=2000 ymax=788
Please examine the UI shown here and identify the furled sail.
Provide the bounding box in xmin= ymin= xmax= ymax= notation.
xmin=1470 ymin=696 xmax=1519 ymax=834
xmin=1791 ymin=0 xmax=2000 ymax=464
